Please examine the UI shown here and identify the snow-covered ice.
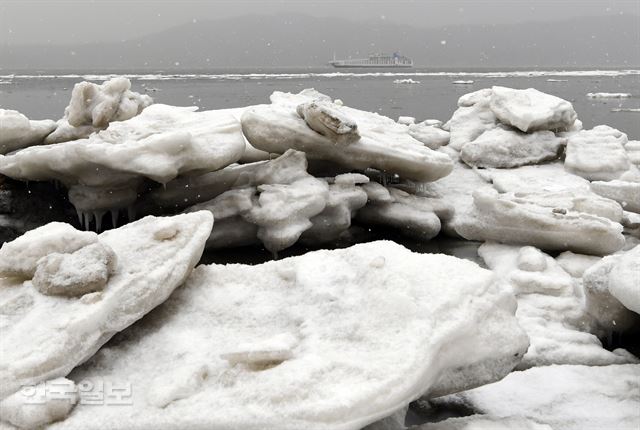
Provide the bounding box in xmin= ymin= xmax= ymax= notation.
xmin=564 ymin=125 xmax=632 ymax=181
xmin=0 ymin=211 xmax=213 ymax=399
xmin=241 ymin=89 xmax=454 ymax=182
xmin=460 ymin=127 xmax=565 ymax=168
xmin=489 ymin=86 xmax=577 ymax=133
xmin=586 ymin=92 xmax=632 ymax=98
xmin=0 ymin=109 xmax=56 ymax=155
xmin=47 ymin=241 xmax=528 ymax=430
xmin=427 ymin=364 xmax=640 ymax=430
xmin=44 ymin=77 xmax=153 ymax=145
xmin=478 ymin=243 xmax=636 ymax=367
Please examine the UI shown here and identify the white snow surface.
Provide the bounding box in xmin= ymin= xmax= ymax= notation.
xmin=0 ymin=109 xmax=56 ymax=154
xmin=240 ymin=89 xmax=453 ymax=182
xmin=0 ymin=211 xmax=213 ymax=399
xmin=429 ymin=364 xmax=640 ymax=430
xmin=49 ymin=241 xmax=528 ymax=430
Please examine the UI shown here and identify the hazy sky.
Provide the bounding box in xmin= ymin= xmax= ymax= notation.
xmin=1 ymin=0 xmax=638 ymax=45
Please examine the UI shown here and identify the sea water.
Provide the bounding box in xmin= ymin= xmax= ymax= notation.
xmin=1 ymin=68 xmax=639 ymax=136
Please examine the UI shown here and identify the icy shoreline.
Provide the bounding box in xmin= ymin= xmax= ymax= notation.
xmin=0 ymin=77 xmax=639 ymax=430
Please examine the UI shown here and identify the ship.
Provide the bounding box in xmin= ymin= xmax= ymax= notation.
xmin=329 ymin=52 xmax=413 ymax=68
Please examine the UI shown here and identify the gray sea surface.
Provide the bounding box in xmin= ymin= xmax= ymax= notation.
xmin=1 ymin=67 xmax=639 ymax=137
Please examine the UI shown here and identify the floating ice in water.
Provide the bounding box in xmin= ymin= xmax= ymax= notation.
xmin=0 ymin=211 xmax=213 ymax=399
xmin=393 ymin=78 xmax=420 ymax=84
xmin=45 ymin=241 xmax=528 ymax=430
xmin=547 ymin=78 xmax=568 ymax=82
xmin=241 ymin=89 xmax=453 ymax=182
xmin=452 ymin=80 xmax=474 ymax=84
xmin=611 ymin=107 xmax=640 ymax=112
xmin=0 ymin=109 xmax=56 ymax=155
xmin=587 ymin=92 xmax=632 ymax=98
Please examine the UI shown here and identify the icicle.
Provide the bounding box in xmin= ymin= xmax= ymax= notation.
xmin=76 ymin=208 xmax=84 ymax=225
xmin=110 ymin=209 xmax=119 ymax=228
xmin=83 ymin=212 xmax=91 ymax=231
xmin=95 ymin=211 xmax=105 ymax=233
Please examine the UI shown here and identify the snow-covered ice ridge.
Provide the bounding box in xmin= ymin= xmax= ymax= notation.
xmin=1 ymin=77 xmax=639 ymax=429
xmin=1 ymin=69 xmax=639 ymax=81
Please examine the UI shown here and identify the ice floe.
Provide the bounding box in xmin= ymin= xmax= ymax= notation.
xmin=47 ymin=241 xmax=528 ymax=430
xmin=0 ymin=211 xmax=213 ymax=399
xmin=0 ymin=109 xmax=56 ymax=155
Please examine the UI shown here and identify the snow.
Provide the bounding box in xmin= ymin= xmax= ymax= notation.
xmin=0 ymin=378 xmax=78 ymax=429
xmin=564 ymin=125 xmax=632 ymax=181
xmin=428 ymin=364 xmax=640 ymax=430
xmin=0 ymin=211 xmax=213 ymax=399
xmin=0 ymin=109 xmax=56 ymax=155
xmin=489 ymin=86 xmax=577 ymax=133
xmin=240 ymin=89 xmax=454 ymax=182
xmin=460 ymin=127 xmax=565 ymax=168
xmin=455 ymin=188 xmax=625 ymax=256
xmin=586 ymin=92 xmax=632 ymax=98
xmin=48 ymin=241 xmax=528 ymax=430
xmin=478 ymin=242 xmax=636 ymax=367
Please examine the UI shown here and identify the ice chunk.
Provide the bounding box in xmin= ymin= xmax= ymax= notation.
xmin=556 ymin=251 xmax=601 ymax=278
xmin=0 ymin=109 xmax=56 ymax=154
xmin=66 ymin=77 xmax=152 ymax=128
xmin=489 ymin=86 xmax=577 ymax=132
xmin=32 ymin=243 xmax=117 ymax=297
xmin=0 ymin=104 xmax=246 ymax=216
xmin=591 ymin=180 xmax=640 ymax=213
xmin=397 ymin=116 xmax=415 ymax=125
xmin=427 ymin=364 xmax=640 ymax=430
xmin=357 ymin=185 xmax=443 ymax=242
xmin=564 ymin=125 xmax=631 ymax=181
xmin=0 ymin=211 xmax=213 ymax=399
xmin=408 ymin=121 xmax=450 ymax=150
xmin=0 ymin=378 xmax=77 ymax=429
xmin=481 ymin=162 xmax=590 ymax=194
xmin=445 ymin=89 xmax=498 ymax=151
xmin=0 ymin=223 xmax=98 ymax=279
xmin=456 ymin=188 xmax=625 ymax=256
xmin=587 ymin=92 xmax=632 ymax=98
xmin=460 ymin=127 xmax=565 ymax=168
xmin=583 ymin=245 xmax=640 ymax=333
xmin=479 ymin=243 xmax=636 ymax=367
xmin=296 ymin=101 xmax=360 ymax=144
xmin=44 ymin=77 xmax=153 ymax=144
xmin=241 ymin=89 xmax=453 ymax=182
xmin=47 ymin=241 xmax=528 ymax=430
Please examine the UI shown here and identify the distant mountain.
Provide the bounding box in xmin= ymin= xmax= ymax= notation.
xmin=1 ymin=13 xmax=638 ymax=71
